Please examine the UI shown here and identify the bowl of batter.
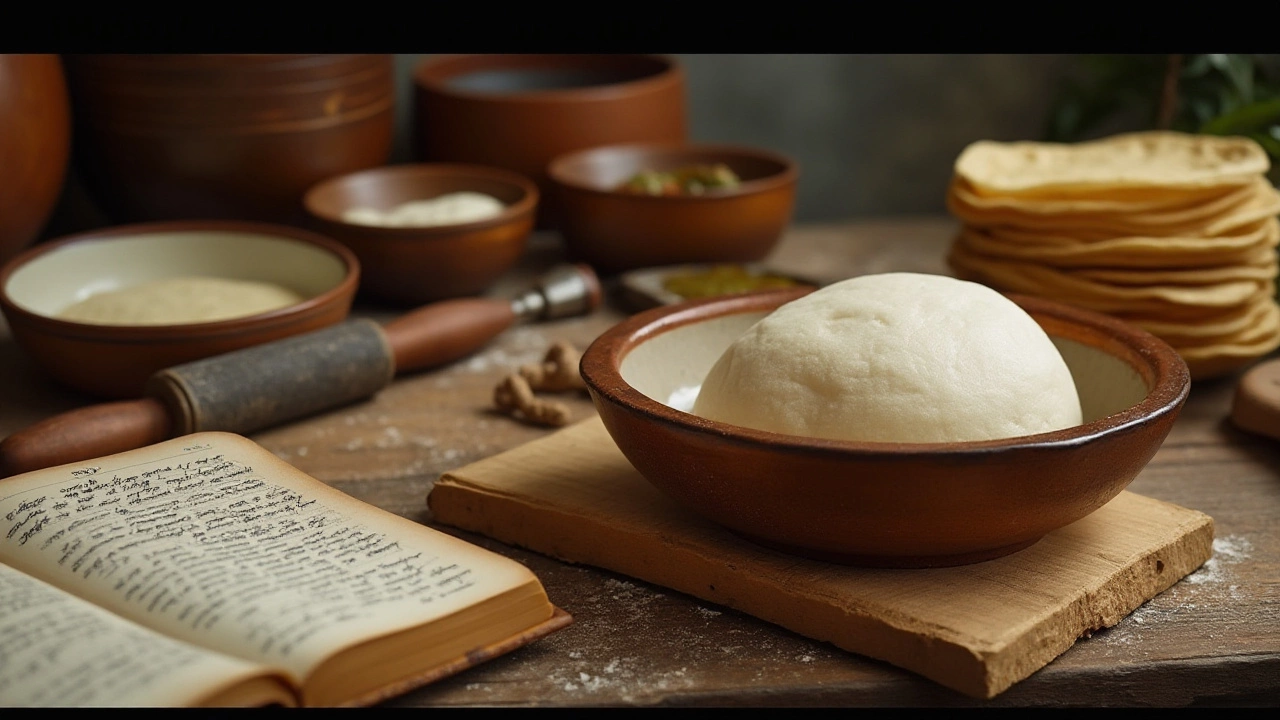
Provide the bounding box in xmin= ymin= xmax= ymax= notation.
xmin=0 ymin=220 xmax=360 ymax=398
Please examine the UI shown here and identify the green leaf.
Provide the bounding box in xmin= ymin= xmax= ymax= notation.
xmin=1208 ymin=54 xmax=1255 ymax=104
xmin=1182 ymin=54 xmax=1215 ymax=78
xmin=1200 ymin=97 xmax=1280 ymax=135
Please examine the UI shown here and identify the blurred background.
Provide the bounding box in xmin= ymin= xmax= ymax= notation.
xmin=393 ymin=54 xmax=1077 ymax=222
xmin=38 ymin=54 xmax=1079 ymax=237
xmin=34 ymin=53 xmax=1280 ymax=237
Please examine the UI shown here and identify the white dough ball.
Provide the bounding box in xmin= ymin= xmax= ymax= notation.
xmin=690 ymin=272 xmax=1083 ymax=443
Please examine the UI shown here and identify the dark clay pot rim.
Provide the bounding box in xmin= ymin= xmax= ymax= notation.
xmin=413 ymin=53 xmax=683 ymax=104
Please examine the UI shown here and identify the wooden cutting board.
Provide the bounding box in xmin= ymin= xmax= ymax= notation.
xmin=428 ymin=417 xmax=1214 ymax=700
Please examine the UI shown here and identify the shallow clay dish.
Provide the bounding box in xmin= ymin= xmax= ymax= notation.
xmin=580 ymin=287 xmax=1191 ymax=568
xmin=548 ymin=143 xmax=799 ymax=275
xmin=303 ymin=163 xmax=538 ymax=306
xmin=0 ymin=220 xmax=359 ymax=399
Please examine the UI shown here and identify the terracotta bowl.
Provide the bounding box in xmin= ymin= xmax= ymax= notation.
xmin=579 ymin=287 xmax=1191 ymax=568
xmin=302 ymin=163 xmax=538 ymax=306
xmin=0 ymin=54 xmax=71 ymax=267
xmin=0 ymin=220 xmax=359 ymax=399
xmin=547 ymin=143 xmax=799 ymax=276
xmin=62 ymin=54 xmax=395 ymax=226
xmin=412 ymin=53 xmax=687 ymax=229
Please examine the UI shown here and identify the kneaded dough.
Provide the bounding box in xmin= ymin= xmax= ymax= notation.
xmin=691 ymin=272 xmax=1083 ymax=443
xmin=56 ymin=277 xmax=306 ymax=326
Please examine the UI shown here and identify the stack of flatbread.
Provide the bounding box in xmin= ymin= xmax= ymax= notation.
xmin=945 ymin=130 xmax=1280 ymax=380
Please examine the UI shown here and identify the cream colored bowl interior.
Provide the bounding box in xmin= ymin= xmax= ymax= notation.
xmin=620 ymin=309 xmax=1149 ymax=429
xmin=4 ymin=231 xmax=349 ymax=319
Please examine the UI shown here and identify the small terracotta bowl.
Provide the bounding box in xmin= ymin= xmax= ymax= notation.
xmin=302 ymin=163 xmax=538 ymax=306
xmin=0 ymin=220 xmax=359 ymax=399
xmin=547 ymin=143 xmax=799 ymax=275
xmin=579 ymin=287 xmax=1191 ymax=568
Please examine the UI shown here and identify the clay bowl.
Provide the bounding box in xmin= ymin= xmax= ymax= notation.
xmin=0 ymin=54 xmax=71 ymax=267
xmin=579 ymin=287 xmax=1191 ymax=568
xmin=547 ymin=143 xmax=799 ymax=276
xmin=412 ymin=53 xmax=687 ymax=229
xmin=62 ymin=54 xmax=395 ymax=226
xmin=0 ymin=220 xmax=360 ymax=399
xmin=302 ymin=163 xmax=538 ymax=306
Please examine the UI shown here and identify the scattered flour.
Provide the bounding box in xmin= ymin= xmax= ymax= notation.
xmin=1099 ymin=534 xmax=1252 ymax=647
xmin=1184 ymin=534 xmax=1252 ymax=586
xmin=461 ymin=327 xmax=551 ymax=374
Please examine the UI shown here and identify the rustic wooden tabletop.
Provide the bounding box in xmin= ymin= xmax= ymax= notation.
xmin=2 ymin=217 xmax=1277 ymax=707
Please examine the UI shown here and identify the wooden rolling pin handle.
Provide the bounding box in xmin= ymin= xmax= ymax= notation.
xmin=382 ymin=297 xmax=517 ymax=374
xmin=0 ymin=397 xmax=173 ymax=478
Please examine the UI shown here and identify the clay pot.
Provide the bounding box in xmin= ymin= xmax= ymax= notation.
xmin=580 ymin=288 xmax=1190 ymax=568
xmin=0 ymin=54 xmax=71 ymax=267
xmin=412 ymin=54 xmax=687 ymax=229
xmin=547 ymin=143 xmax=799 ymax=275
xmin=303 ymin=163 xmax=539 ymax=306
xmin=62 ymin=54 xmax=395 ymax=226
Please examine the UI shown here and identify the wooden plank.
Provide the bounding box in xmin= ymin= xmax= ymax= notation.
xmin=429 ymin=417 xmax=1214 ymax=700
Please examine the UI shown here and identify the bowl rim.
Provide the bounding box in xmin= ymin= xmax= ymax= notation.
xmin=0 ymin=219 xmax=361 ymax=339
xmin=301 ymin=162 xmax=540 ymax=234
xmin=580 ymin=286 xmax=1192 ymax=457
xmin=412 ymin=53 xmax=683 ymax=103
xmin=546 ymin=142 xmax=800 ymax=199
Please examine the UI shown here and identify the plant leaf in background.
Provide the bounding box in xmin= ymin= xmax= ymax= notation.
xmin=1046 ymin=54 xmax=1280 ymax=184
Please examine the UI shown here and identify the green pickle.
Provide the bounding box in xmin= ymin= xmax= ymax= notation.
xmin=619 ymin=164 xmax=742 ymax=196
xmin=662 ymin=265 xmax=799 ymax=300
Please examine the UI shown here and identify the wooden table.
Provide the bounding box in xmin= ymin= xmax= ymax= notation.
xmin=2 ymin=218 xmax=1277 ymax=707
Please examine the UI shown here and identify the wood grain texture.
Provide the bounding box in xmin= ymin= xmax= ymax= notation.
xmin=3 ymin=224 xmax=1278 ymax=707
xmin=429 ymin=417 xmax=1214 ymax=699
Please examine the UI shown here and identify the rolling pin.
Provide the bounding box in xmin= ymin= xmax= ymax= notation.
xmin=0 ymin=263 xmax=602 ymax=478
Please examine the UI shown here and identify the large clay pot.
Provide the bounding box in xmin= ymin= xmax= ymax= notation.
xmin=413 ymin=54 xmax=687 ymax=229
xmin=63 ymin=54 xmax=395 ymax=227
xmin=0 ymin=54 xmax=71 ymax=267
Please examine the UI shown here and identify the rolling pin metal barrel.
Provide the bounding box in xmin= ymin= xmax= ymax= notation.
xmin=0 ymin=264 xmax=602 ymax=478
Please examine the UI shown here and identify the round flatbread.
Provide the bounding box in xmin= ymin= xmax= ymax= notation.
xmin=947 ymin=174 xmax=1242 ymax=215
xmin=946 ymin=240 xmax=1272 ymax=315
xmin=954 ymin=131 xmax=1270 ymax=195
xmin=947 ymin=177 xmax=1280 ymax=237
xmin=1114 ymin=294 xmax=1278 ymax=341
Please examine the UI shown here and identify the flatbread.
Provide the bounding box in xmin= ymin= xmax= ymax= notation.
xmin=1073 ymin=259 xmax=1278 ymax=286
xmin=957 ymin=221 xmax=1280 ymax=270
xmin=1116 ymin=295 xmax=1278 ymax=341
xmin=954 ymin=131 xmax=1271 ymax=195
xmin=947 ymin=175 xmax=1242 ymax=215
xmin=946 ymin=177 xmax=1280 ymax=236
xmin=947 ymin=241 xmax=1271 ymax=312
xmin=1176 ymin=322 xmax=1280 ymax=381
